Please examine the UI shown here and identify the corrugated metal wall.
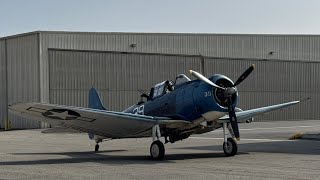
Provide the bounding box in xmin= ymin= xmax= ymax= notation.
xmin=204 ymin=58 xmax=320 ymax=121
xmin=6 ymin=34 xmax=40 ymax=128
xmin=49 ymin=50 xmax=200 ymax=111
xmin=40 ymin=32 xmax=320 ymax=104
xmin=0 ymin=40 xmax=6 ymax=128
xmin=2 ymin=31 xmax=320 ymax=129
xmin=40 ymin=32 xmax=320 ymax=61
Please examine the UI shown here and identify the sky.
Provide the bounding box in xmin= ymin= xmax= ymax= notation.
xmin=1 ymin=0 xmax=320 ymax=37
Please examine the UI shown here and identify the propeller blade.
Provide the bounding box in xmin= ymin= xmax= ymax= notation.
xmin=233 ymin=64 xmax=255 ymax=87
xmin=227 ymin=97 xmax=240 ymax=141
xmin=189 ymin=70 xmax=225 ymax=90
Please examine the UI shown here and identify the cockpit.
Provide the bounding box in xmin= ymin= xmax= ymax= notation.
xmin=149 ymin=80 xmax=172 ymax=100
xmin=138 ymin=74 xmax=192 ymax=104
xmin=148 ymin=74 xmax=191 ymax=100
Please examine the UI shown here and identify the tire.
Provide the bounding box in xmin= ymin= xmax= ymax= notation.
xmin=150 ymin=140 xmax=165 ymax=160
xmin=223 ymin=137 xmax=238 ymax=156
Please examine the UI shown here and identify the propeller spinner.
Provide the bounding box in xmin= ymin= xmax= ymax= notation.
xmin=189 ymin=64 xmax=255 ymax=141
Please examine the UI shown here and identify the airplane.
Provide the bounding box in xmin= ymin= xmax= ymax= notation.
xmin=9 ymin=64 xmax=301 ymax=160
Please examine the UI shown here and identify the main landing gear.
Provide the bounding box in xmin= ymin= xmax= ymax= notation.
xmin=222 ymin=122 xmax=238 ymax=156
xmin=150 ymin=124 xmax=165 ymax=160
xmin=148 ymin=123 xmax=237 ymax=159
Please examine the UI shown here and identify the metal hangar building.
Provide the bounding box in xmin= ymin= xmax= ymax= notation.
xmin=0 ymin=31 xmax=319 ymax=129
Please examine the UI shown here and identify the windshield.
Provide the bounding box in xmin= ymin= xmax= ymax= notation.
xmin=175 ymin=74 xmax=191 ymax=86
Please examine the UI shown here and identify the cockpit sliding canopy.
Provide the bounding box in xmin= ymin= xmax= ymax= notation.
xmin=149 ymin=74 xmax=191 ymax=100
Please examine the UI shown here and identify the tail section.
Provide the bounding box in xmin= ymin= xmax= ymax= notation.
xmin=88 ymin=88 xmax=106 ymax=110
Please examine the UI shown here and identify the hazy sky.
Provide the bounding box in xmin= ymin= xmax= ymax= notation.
xmin=1 ymin=0 xmax=320 ymax=37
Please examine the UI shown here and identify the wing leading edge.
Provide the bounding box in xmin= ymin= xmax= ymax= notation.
xmin=218 ymin=100 xmax=300 ymax=123
xmin=9 ymin=103 xmax=190 ymax=139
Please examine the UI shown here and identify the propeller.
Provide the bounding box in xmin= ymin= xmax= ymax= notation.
xmin=189 ymin=64 xmax=255 ymax=141
xmin=189 ymin=70 xmax=225 ymax=90
xmin=233 ymin=64 xmax=255 ymax=87
xmin=227 ymin=97 xmax=239 ymax=140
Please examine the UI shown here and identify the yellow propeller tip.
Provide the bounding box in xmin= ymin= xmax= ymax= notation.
xmin=236 ymin=137 xmax=240 ymax=141
xmin=251 ymin=64 xmax=255 ymax=69
xmin=189 ymin=70 xmax=193 ymax=74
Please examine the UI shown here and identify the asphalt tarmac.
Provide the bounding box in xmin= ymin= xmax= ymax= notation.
xmin=1 ymin=120 xmax=320 ymax=180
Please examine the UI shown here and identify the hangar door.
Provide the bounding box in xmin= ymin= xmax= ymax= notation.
xmin=204 ymin=58 xmax=320 ymax=121
xmin=48 ymin=50 xmax=201 ymax=111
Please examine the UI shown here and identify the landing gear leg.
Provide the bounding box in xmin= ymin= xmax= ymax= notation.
xmin=222 ymin=123 xmax=238 ymax=156
xmin=94 ymin=139 xmax=102 ymax=152
xmin=150 ymin=124 xmax=165 ymax=160
xmin=164 ymin=136 xmax=169 ymax=144
xmin=95 ymin=143 xmax=100 ymax=152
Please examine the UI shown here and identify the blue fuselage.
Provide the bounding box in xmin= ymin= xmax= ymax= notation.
xmin=123 ymin=75 xmax=238 ymax=122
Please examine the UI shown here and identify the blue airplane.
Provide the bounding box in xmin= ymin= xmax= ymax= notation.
xmin=9 ymin=65 xmax=300 ymax=160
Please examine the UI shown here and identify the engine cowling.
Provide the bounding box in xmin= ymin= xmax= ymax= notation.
xmin=209 ymin=75 xmax=238 ymax=108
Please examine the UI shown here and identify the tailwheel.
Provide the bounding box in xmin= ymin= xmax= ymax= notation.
xmin=150 ymin=140 xmax=165 ymax=160
xmin=95 ymin=144 xmax=100 ymax=152
xmin=223 ymin=137 xmax=238 ymax=156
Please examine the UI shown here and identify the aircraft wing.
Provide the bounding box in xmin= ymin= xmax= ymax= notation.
xmin=9 ymin=103 xmax=191 ymax=139
xmin=218 ymin=100 xmax=300 ymax=123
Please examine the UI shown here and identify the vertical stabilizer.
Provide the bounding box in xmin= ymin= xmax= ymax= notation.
xmin=88 ymin=88 xmax=106 ymax=110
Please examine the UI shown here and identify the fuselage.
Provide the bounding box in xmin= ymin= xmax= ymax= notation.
xmin=123 ymin=74 xmax=238 ymax=122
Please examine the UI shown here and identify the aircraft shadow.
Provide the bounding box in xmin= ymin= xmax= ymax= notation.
xmin=10 ymin=150 xmax=127 ymax=156
xmin=1 ymin=151 xmax=246 ymax=166
xmin=2 ymin=140 xmax=318 ymax=166
xmin=177 ymin=140 xmax=320 ymax=155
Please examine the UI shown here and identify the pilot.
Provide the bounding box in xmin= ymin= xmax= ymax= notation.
xmin=165 ymin=81 xmax=174 ymax=93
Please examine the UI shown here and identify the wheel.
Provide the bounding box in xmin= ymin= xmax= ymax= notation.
xmin=223 ymin=137 xmax=238 ymax=156
xmin=150 ymin=140 xmax=165 ymax=160
xmin=95 ymin=144 xmax=99 ymax=152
